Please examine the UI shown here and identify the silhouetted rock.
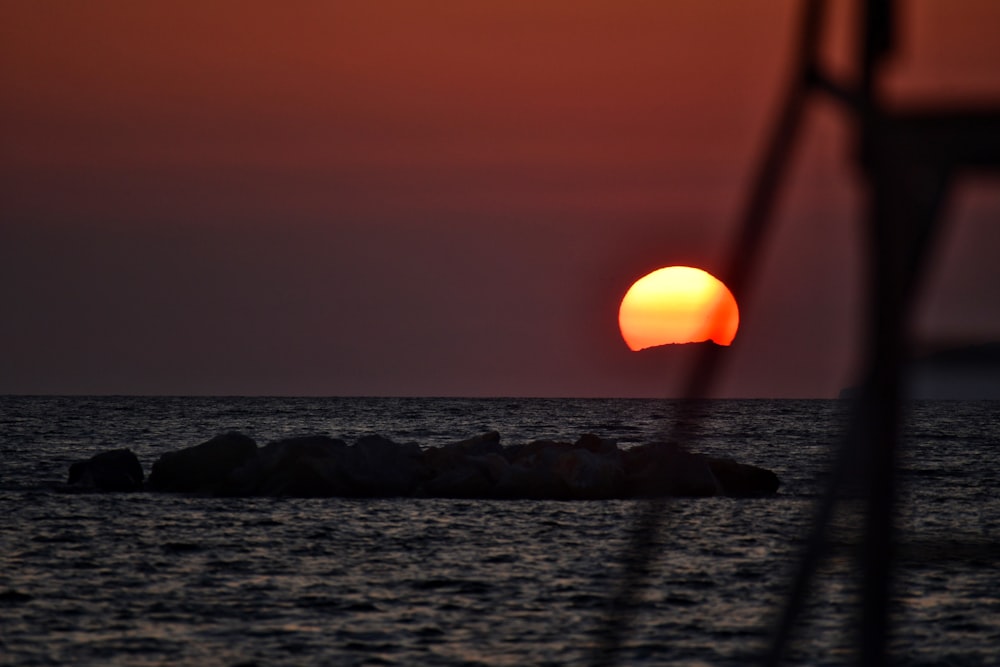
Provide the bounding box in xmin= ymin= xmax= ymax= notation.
xmin=496 ymin=437 xmax=625 ymax=499
xmin=492 ymin=462 xmax=563 ymax=499
xmin=622 ymin=442 xmax=720 ymax=497
xmin=419 ymin=463 xmax=495 ymax=498
xmin=425 ymin=431 xmax=503 ymax=470
xmin=226 ymin=435 xmax=348 ymax=497
xmin=706 ymin=457 xmax=781 ymax=497
xmin=574 ymin=433 xmax=620 ymax=456
xmin=67 ymin=448 xmax=143 ymax=492
xmin=147 ymin=431 xmax=258 ymax=493
xmin=64 ymin=429 xmax=781 ymax=501
xmin=419 ymin=432 xmax=507 ymax=498
xmin=224 ymin=434 xmax=425 ymax=498
xmin=339 ymin=435 xmax=424 ymax=497
xmin=504 ymin=439 xmax=573 ymax=467
xmin=550 ymin=447 xmax=625 ymax=499
xmin=451 ymin=431 xmax=504 ymax=457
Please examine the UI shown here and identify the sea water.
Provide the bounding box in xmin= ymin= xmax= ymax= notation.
xmin=0 ymin=397 xmax=997 ymax=666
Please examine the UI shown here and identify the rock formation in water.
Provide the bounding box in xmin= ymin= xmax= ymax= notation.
xmin=224 ymin=434 xmax=424 ymax=498
xmin=67 ymin=448 xmax=144 ymax=492
xmin=66 ymin=431 xmax=780 ymax=499
xmin=146 ymin=431 xmax=257 ymax=493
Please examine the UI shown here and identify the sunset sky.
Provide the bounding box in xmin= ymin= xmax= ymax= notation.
xmin=2 ymin=1 xmax=998 ymax=398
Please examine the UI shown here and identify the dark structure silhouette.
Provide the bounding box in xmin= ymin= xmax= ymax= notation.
xmin=66 ymin=431 xmax=780 ymax=499
xmin=595 ymin=2 xmax=1000 ymax=665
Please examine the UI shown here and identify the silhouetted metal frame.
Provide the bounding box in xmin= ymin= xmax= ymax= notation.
xmin=592 ymin=2 xmax=825 ymax=665
xmin=593 ymin=1 xmax=1000 ymax=665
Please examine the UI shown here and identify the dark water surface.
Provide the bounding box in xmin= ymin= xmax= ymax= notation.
xmin=1 ymin=397 xmax=998 ymax=666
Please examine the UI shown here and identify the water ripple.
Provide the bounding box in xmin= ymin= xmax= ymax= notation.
xmin=1 ymin=398 xmax=998 ymax=665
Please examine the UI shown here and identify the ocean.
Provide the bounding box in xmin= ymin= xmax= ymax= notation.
xmin=0 ymin=397 xmax=997 ymax=666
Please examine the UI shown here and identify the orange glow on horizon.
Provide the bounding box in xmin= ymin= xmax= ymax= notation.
xmin=618 ymin=266 xmax=739 ymax=350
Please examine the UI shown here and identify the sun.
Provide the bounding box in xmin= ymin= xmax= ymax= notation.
xmin=618 ymin=266 xmax=739 ymax=351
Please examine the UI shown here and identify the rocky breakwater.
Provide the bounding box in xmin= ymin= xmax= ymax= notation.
xmin=66 ymin=431 xmax=780 ymax=499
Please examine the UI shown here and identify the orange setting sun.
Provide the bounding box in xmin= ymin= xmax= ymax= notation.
xmin=618 ymin=266 xmax=740 ymax=351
